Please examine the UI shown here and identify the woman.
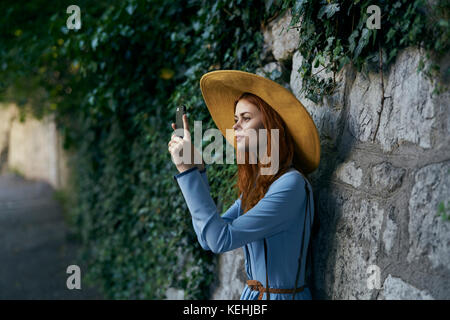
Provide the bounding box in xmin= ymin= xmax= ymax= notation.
xmin=168 ymin=70 xmax=320 ymax=300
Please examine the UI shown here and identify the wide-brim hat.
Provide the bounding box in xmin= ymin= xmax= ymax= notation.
xmin=199 ymin=70 xmax=320 ymax=174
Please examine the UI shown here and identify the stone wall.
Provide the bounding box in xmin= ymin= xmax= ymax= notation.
xmin=210 ymin=9 xmax=449 ymax=300
xmin=0 ymin=103 xmax=70 ymax=191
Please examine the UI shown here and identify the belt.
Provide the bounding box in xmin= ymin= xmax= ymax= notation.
xmin=246 ymin=280 xmax=306 ymax=300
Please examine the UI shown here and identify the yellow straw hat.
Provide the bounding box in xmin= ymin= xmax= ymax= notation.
xmin=199 ymin=69 xmax=320 ymax=174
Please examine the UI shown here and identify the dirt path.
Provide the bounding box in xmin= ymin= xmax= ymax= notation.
xmin=0 ymin=173 xmax=103 ymax=299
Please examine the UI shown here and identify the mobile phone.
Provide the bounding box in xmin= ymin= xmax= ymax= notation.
xmin=176 ymin=105 xmax=186 ymax=138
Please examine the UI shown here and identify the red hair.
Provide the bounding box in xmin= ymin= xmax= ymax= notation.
xmin=232 ymin=92 xmax=309 ymax=214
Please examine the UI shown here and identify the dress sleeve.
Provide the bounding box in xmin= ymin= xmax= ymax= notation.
xmin=199 ymin=166 xmax=210 ymax=192
xmin=173 ymin=166 xmax=241 ymax=251
xmin=173 ymin=167 xmax=306 ymax=253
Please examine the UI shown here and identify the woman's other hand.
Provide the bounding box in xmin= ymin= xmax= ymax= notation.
xmin=168 ymin=113 xmax=205 ymax=174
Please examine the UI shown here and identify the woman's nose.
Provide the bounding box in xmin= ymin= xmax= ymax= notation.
xmin=233 ymin=119 xmax=242 ymax=130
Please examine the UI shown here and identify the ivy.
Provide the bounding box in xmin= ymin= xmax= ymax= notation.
xmin=287 ymin=0 xmax=449 ymax=104
xmin=436 ymin=201 xmax=450 ymax=222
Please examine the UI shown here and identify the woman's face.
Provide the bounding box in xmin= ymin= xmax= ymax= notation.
xmin=233 ymin=98 xmax=265 ymax=154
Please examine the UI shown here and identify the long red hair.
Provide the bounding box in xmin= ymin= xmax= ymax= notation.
xmin=232 ymin=92 xmax=309 ymax=214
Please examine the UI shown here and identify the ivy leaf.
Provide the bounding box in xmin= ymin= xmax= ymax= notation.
xmin=393 ymin=1 xmax=401 ymax=9
xmin=438 ymin=19 xmax=448 ymax=28
xmin=354 ymin=28 xmax=370 ymax=59
xmin=91 ymin=37 xmax=98 ymax=50
xmin=333 ymin=43 xmax=342 ymax=56
xmin=265 ymin=0 xmax=274 ymax=14
xmin=292 ymin=0 xmax=308 ymax=15
xmin=386 ymin=28 xmax=396 ymax=43
xmin=326 ymin=36 xmax=335 ymax=48
xmin=348 ymin=30 xmax=359 ymax=54
xmin=126 ymin=4 xmax=136 ymax=15
xmin=314 ymin=55 xmax=320 ymax=68
xmin=372 ymin=28 xmax=377 ymax=46
xmin=318 ymin=3 xmax=340 ymax=20
xmin=192 ymin=21 xmax=201 ymax=32
xmin=269 ymin=68 xmax=282 ymax=80
xmin=438 ymin=202 xmax=445 ymax=214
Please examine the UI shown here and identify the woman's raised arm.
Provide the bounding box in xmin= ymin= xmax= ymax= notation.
xmin=174 ymin=166 xmax=242 ymax=251
xmin=174 ymin=167 xmax=307 ymax=254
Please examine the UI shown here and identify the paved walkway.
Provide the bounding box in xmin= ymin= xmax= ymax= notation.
xmin=0 ymin=173 xmax=103 ymax=299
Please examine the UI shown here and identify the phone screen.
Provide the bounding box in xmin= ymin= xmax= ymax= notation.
xmin=176 ymin=105 xmax=186 ymax=138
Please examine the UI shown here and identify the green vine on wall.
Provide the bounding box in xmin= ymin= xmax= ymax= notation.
xmin=284 ymin=0 xmax=449 ymax=104
xmin=436 ymin=201 xmax=450 ymax=221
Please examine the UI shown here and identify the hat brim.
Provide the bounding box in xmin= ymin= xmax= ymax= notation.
xmin=199 ymin=70 xmax=320 ymax=174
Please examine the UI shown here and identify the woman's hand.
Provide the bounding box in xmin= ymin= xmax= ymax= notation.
xmin=168 ymin=113 xmax=205 ymax=174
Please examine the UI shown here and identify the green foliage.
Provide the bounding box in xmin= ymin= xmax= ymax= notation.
xmin=436 ymin=201 xmax=450 ymax=222
xmin=1 ymin=0 xmax=282 ymax=299
xmin=62 ymin=0 xmax=278 ymax=299
xmin=287 ymin=0 xmax=450 ymax=103
xmin=436 ymin=169 xmax=450 ymax=222
xmin=0 ymin=0 xmax=448 ymax=299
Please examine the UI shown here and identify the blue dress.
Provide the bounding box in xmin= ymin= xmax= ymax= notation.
xmin=173 ymin=165 xmax=314 ymax=300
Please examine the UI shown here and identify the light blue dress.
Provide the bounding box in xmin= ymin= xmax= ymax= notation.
xmin=173 ymin=165 xmax=314 ymax=300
